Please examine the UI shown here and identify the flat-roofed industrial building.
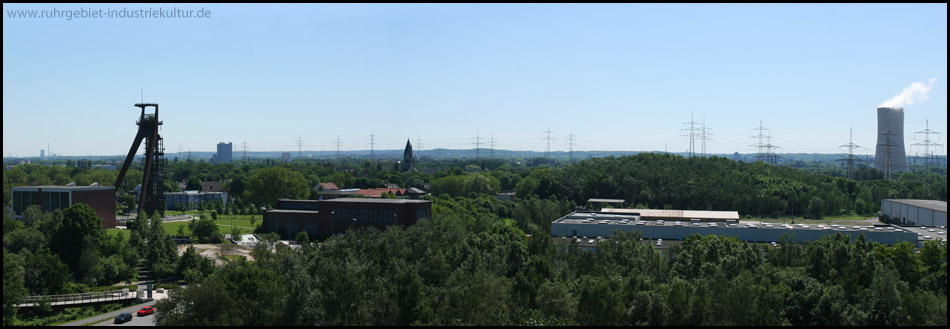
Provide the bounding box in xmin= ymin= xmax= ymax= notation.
xmin=552 ymin=211 xmax=919 ymax=246
xmin=600 ymin=208 xmax=740 ymax=222
xmin=11 ymin=185 xmax=117 ymax=228
xmin=164 ymin=191 xmax=229 ymax=210
xmin=263 ymin=198 xmax=431 ymax=239
xmin=881 ymin=199 xmax=947 ymax=227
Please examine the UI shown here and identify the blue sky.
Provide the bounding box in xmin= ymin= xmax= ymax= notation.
xmin=3 ymin=3 xmax=947 ymax=157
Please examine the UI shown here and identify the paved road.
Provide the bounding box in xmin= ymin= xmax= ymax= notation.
xmin=58 ymin=300 xmax=155 ymax=326
xmin=58 ymin=289 xmax=169 ymax=327
xmin=98 ymin=309 xmax=156 ymax=326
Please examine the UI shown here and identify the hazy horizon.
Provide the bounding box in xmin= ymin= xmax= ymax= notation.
xmin=0 ymin=147 xmax=905 ymax=160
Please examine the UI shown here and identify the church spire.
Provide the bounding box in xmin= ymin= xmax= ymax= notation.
xmin=402 ymin=139 xmax=414 ymax=172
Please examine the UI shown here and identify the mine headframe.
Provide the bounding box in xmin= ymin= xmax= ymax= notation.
xmin=114 ymin=103 xmax=165 ymax=218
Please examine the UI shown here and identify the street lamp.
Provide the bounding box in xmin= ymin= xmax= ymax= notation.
xmin=782 ymin=188 xmax=788 ymax=225
xmin=757 ymin=194 xmax=764 ymax=224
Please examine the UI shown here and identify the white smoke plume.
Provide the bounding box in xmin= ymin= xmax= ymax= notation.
xmin=879 ymin=78 xmax=937 ymax=108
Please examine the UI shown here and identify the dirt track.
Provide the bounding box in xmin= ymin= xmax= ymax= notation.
xmin=177 ymin=244 xmax=255 ymax=266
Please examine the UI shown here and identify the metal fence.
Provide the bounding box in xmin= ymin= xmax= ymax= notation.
xmin=16 ymin=289 xmax=132 ymax=308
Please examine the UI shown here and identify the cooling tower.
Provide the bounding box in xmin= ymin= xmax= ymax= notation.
xmin=874 ymin=107 xmax=908 ymax=173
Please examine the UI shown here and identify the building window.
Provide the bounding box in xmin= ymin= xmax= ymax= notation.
xmin=60 ymin=192 xmax=69 ymax=210
xmin=30 ymin=191 xmax=39 ymax=210
xmin=13 ymin=190 xmax=23 ymax=215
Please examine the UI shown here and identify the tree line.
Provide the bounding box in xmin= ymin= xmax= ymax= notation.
xmin=7 ymin=153 xmax=943 ymax=219
xmin=154 ymin=195 xmax=947 ymax=326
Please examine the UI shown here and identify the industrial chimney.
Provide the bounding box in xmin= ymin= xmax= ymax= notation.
xmin=874 ymin=107 xmax=908 ymax=174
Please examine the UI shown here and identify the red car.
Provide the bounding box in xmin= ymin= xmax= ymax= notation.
xmin=137 ymin=305 xmax=154 ymax=316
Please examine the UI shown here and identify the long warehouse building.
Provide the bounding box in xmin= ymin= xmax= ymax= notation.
xmin=881 ymin=199 xmax=947 ymax=227
xmin=552 ymin=211 xmax=921 ymax=246
xmin=600 ymin=208 xmax=740 ymax=222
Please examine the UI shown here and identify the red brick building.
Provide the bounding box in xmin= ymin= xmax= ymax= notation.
xmin=11 ymin=185 xmax=117 ymax=228
xmin=263 ymin=198 xmax=431 ymax=239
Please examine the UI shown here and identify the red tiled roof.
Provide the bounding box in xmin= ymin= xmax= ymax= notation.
xmin=356 ymin=188 xmax=407 ymax=198
xmin=319 ymin=182 xmax=339 ymax=190
xmin=201 ymin=181 xmax=228 ymax=193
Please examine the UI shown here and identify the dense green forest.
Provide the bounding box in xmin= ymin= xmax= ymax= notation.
xmin=5 ymin=153 xmax=945 ymax=217
xmin=3 ymin=206 xmax=210 ymax=326
xmin=3 ymin=154 xmax=947 ymax=325
xmin=3 ymin=204 xmax=138 ymax=325
xmin=153 ymin=195 xmax=947 ymax=326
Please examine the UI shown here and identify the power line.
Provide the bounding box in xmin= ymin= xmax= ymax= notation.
xmin=334 ymin=135 xmax=343 ymax=159
xmin=878 ymin=123 xmax=898 ymax=180
xmin=681 ymin=113 xmax=701 ymax=157
xmin=471 ymin=132 xmax=483 ymax=158
xmin=838 ymin=128 xmax=862 ymax=180
xmin=912 ymin=119 xmax=943 ymax=170
xmin=242 ymin=141 xmax=248 ymax=161
xmin=566 ymin=131 xmax=578 ymax=163
xmin=416 ymin=137 xmax=423 ymax=157
xmin=700 ymin=119 xmax=713 ymax=157
xmin=488 ymin=133 xmax=497 ymax=159
xmin=296 ymin=134 xmax=303 ymax=159
xmin=749 ymin=121 xmax=780 ymax=165
xmin=368 ymin=133 xmax=376 ymax=160
xmin=542 ymin=126 xmax=556 ymax=164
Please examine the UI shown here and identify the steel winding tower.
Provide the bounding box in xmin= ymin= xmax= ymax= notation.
xmin=115 ymin=103 xmax=165 ymax=217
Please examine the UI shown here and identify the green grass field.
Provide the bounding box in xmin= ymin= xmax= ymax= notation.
xmin=161 ymin=218 xmax=259 ymax=236
xmin=105 ymin=228 xmax=128 ymax=238
xmin=108 ymin=215 xmax=261 ymax=238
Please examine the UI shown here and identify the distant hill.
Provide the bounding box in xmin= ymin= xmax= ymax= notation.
xmin=4 ymin=149 xmax=870 ymax=165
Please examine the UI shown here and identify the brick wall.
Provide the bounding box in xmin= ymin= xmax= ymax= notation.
xmin=71 ymin=189 xmax=117 ymax=229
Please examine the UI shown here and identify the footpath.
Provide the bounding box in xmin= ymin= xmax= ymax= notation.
xmin=59 ymin=262 xmax=171 ymax=326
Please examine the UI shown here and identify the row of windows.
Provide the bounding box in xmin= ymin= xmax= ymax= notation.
xmin=417 ymin=208 xmax=431 ymax=220
xmin=332 ymin=207 xmax=397 ymax=224
xmin=164 ymin=194 xmax=227 ymax=210
xmin=266 ymin=221 xmax=319 ymax=239
xmin=12 ymin=191 xmax=69 ymax=215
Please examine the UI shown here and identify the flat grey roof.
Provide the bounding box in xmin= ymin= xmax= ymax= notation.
xmin=555 ymin=216 xmax=914 ymax=234
xmin=601 ymin=208 xmax=740 ymax=220
xmin=588 ymin=198 xmax=626 ymax=203
xmin=325 ymin=198 xmax=430 ymax=204
xmin=12 ymin=185 xmax=115 ymax=191
xmin=558 ymin=212 xmax=642 ymax=224
xmin=884 ymin=199 xmax=947 ymax=213
xmin=316 ymin=190 xmax=358 ymax=195
xmin=265 ymin=209 xmax=319 ymax=214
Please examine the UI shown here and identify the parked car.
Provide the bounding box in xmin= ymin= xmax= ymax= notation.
xmin=115 ymin=313 xmax=133 ymax=324
xmin=137 ymin=305 xmax=155 ymax=316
